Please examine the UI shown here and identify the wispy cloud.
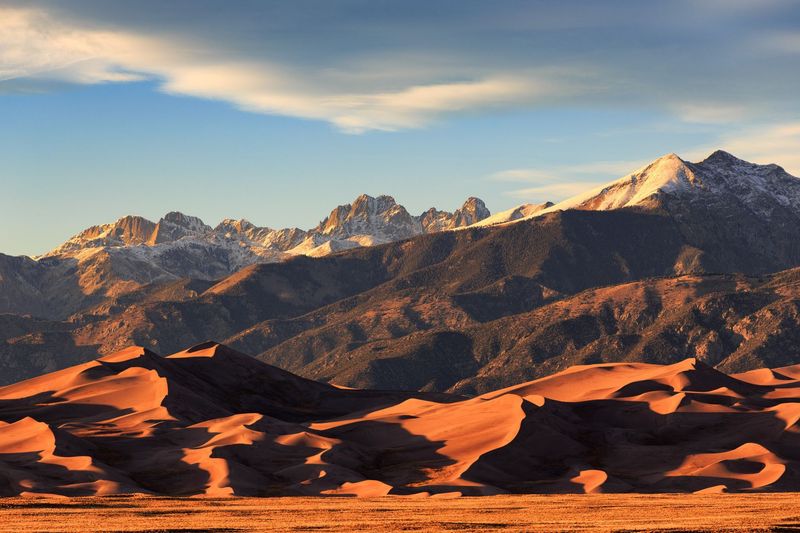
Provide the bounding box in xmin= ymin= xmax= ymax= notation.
xmin=490 ymin=160 xmax=649 ymax=182
xmin=0 ymin=7 xmax=146 ymax=83
xmin=0 ymin=6 xmax=569 ymax=133
xmin=717 ymin=122 xmax=800 ymax=175
xmin=489 ymin=159 xmax=648 ymax=201
xmin=1 ymin=1 xmax=799 ymax=133
xmin=759 ymin=31 xmax=800 ymax=54
xmin=505 ymin=182 xmax=598 ymax=200
xmin=670 ymin=102 xmax=751 ymax=125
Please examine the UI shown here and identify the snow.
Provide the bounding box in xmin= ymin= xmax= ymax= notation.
xmin=471 ymin=202 xmax=552 ymax=228
xmin=34 ymin=195 xmax=492 ymax=278
xmin=536 ymin=154 xmax=694 ymax=214
xmin=511 ymin=150 xmax=800 ymax=222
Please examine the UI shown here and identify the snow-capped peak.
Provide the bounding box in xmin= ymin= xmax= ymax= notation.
xmin=470 ymin=202 xmax=553 ymax=228
xmin=215 ymin=218 xmax=258 ymax=236
xmin=418 ymin=197 xmax=491 ymax=232
xmin=539 ymin=153 xmax=699 ymax=213
xmin=530 ymin=150 xmax=800 ymax=220
xmin=43 ymin=215 xmax=157 ymax=256
xmin=149 ymin=211 xmax=212 ymax=244
xmin=40 ymin=195 xmax=491 ymax=263
xmin=313 ymin=194 xmax=416 ymax=239
xmin=702 ymin=149 xmax=743 ymax=165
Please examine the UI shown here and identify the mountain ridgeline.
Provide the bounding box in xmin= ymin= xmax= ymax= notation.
xmin=2 ymin=150 xmax=800 ymax=390
xmin=1 ymin=195 xmax=492 ymax=319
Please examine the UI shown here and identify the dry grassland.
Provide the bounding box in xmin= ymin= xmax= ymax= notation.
xmin=1 ymin=494 xmax=800 ymax=532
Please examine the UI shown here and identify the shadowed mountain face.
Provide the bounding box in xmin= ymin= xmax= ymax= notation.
xmin=0 ymin=209 xmax=710 ymax=385
xmin=3 ymin=208 xmax=800 ymax=389
xmin=2 ymin=151 xmax=800 ymax=391
xmin=248 ymin=269 xmax=800 ymax=394
xmin=2 ymin=343 xmax=800 ymax=496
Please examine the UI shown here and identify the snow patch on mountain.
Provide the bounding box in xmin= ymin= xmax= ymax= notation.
xmin=471 ymin=202 xmax=553 ymax=227
xmin=37 ymin=194 xmax=491 ymax=282
xmin=531 ymin=150 xmax=800 ymax=220
xmin=539 ymin=153 xmax=698 ymax=212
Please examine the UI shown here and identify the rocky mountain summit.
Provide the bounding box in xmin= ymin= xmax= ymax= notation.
xmin=45 ymin=194 xmax=491 ymax=261
xmin=418 ymin=196 xmax=491 ymax=232
xmin=491 ymin=150 xmax=800 ymax=273
xmin=296 ymin=195 xmax=490 ymax=256
xmin=0 ymin=195 xmax=490 ymax=318
xmin=530 ymin=150 xmax=800 ymax=219
xmin=46 ymin=212 xmax=213 ymax=255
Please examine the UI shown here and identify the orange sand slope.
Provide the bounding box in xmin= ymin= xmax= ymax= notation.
xmin=3 ymin=342 xmax=800 ymax=496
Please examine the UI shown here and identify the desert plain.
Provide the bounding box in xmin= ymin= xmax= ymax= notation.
xmin=2 ymin=493 xmax=800 ymax=532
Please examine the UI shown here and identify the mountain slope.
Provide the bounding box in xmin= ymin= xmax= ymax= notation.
xmin=233 ymin=268 xmax=800 ymax=394
xmin=2 ymin=206 xmax=790 ymax=388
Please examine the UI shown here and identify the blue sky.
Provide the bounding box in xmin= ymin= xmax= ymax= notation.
xmin=1 ymin=0 xmax=799 ymax=256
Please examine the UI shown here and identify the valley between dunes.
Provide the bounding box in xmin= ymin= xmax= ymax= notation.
xmin=5 ymin=341 xmax=800 ymax=497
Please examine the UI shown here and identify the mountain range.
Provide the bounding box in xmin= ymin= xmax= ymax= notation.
xmin=46 ymin=194 xmax=492 ymax=260
xmin=1 ymin=195 xmax=492 ymax=319
xmin=2 ymin=150 xmax=800 ymax=392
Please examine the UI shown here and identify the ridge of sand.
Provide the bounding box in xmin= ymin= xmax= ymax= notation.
xmin=3 ymin=342 xmax=800 ymax=496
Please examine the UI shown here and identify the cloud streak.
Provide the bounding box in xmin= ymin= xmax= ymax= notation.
xmin=0 ymin=7 xmax=145 ymax=83
xmin=490 ymin=159 xmax=650 ymax=201
xmin=505 ymin=182 xmax=599 ymax=201
xmin=0 ymin=6 xmax=565 ymax=132
xmin=1 ymin=1 xmax=799 ymax=134
xmin=718 ymin=122 xmax=800 ymax=175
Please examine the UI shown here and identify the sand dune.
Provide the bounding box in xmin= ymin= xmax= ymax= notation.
xmin=3 ymin=342 xmax=800 ymax=496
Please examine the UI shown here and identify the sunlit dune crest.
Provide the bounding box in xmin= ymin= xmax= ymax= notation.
xmin=4 ymin=342 xmax=800 ymax=497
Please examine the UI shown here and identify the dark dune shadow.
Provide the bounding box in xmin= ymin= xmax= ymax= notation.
xmin=313 ymin=419 xmax=457 ymax=494
xmin=0 ymin=390 xmax=135 ymax=425
xmin=465 ymin=395 xmax=798 ymax=493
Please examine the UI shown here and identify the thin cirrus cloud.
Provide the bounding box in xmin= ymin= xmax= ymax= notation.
xmin=717 ymin=122 xmax=800 ymax=175
xmin=489 ymin=160 xmax=650 ymax=201
xmin=161 ymin=68 xmax=543 ymax=133
xmin=670 ymin=103 xmax=751 ymax=125
xmin=758 ymin=31 xmax=800 ymax=54
xmin=0 ymin=7 xmax=146 ymax=84
xmin=0 ymin=5 xmax=565 ymax=133
xmin=1 ymin=1 xmax=799 ymax=136
xmin=504 ymin=182 xmax=601 ymax=202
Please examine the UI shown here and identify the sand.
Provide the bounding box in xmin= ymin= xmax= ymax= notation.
xmin=1 ymin=494 xmax=800 ymax=532
xmin=3 ymin=341 xmax=800 ymax=496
